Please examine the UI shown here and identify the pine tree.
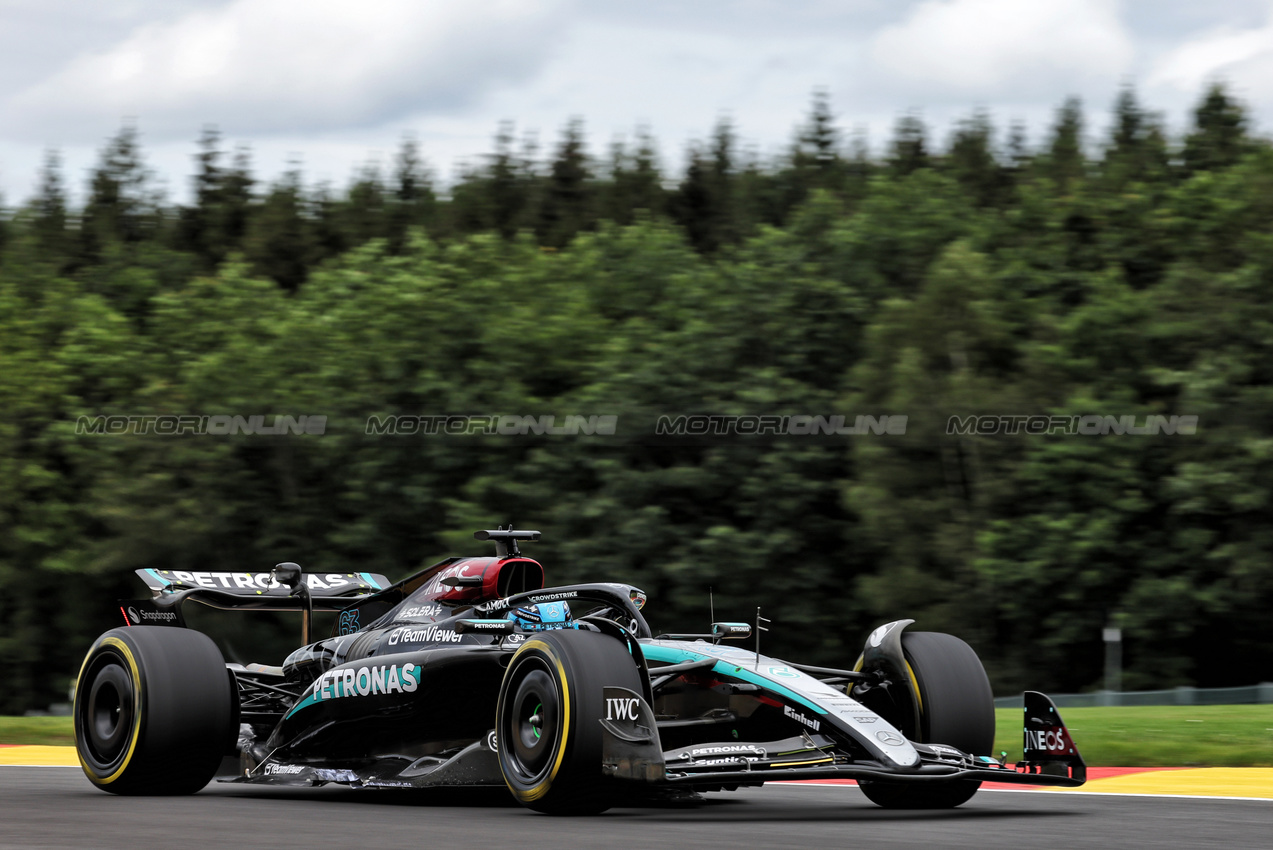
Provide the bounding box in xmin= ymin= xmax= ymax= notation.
xmin=80 ymin=123 xmax=160 ymax=263
xmin=1183 ymin=83 xmax=1251 ymax=174
xmin=245 ymin=165 xmax=310 ymax=292
xmin=31 ymin=149 xmax=68 ymax=263
xmin=386 ymin=135 xmax=436 ymax=254
xmin=946 ymin=110 xmax=1006 ymax=207
xmin=537 ymin=118 xmax=593 ymax=248
xmin=670 ymin=117 xmax=739 ymax=252
xmin=1103 ymin=85 xmax=1169 ymax=186
xmin=890 ymin=113 xmax=929 ymax=177
xmin=344 ymin=160 xmax=387 ymax=247
xmin=1045 ymin=97 xmax=1085 ymax=190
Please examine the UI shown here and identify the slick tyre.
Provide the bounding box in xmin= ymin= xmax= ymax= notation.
xmin=858 ymin=631 xmax=995 ymax=810
xmin=496 ymin=630 xmax=645 ymax=815
xmin=74 ymin=627 xmax=235 ymax=795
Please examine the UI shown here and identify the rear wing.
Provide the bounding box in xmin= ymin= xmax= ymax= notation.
xmin=135 ymin=568 xmax=390 ymax=613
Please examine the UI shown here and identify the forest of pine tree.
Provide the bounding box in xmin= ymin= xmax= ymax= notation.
xmin=2 ymin=86 xmax=1272 ymax=713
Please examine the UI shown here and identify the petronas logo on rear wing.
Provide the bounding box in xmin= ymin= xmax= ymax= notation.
xmin=136 ymin=568 xmax=388 ymax=598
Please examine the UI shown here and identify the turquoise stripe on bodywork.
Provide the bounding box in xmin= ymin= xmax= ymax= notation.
xmin=641 ymin=644 xmax=827 ymax=714
xmin=144 ymin=568 xmax=169 ymax=587
xmin=358 ymin=572 xmax=382 ymax=590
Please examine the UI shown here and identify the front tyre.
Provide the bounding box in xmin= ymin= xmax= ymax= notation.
xmin=74 ymin=627 xmax=235 ymax=795
xmin=858 ymin=631 xmax=994 ymax=810
xmin=496 ymin=630 xmax=644 ymax=815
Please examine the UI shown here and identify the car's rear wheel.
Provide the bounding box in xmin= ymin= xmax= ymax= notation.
xmin=857 ymin=631 xmax=994 ymax=809
xmin=74 ymin=627 xmax=235 ymax=795
xmin=496 ymin=630 xmax=645 ymax=815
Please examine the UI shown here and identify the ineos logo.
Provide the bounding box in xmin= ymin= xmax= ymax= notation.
xmin=1027 ymin=729 xmax=1067 ymax=752
xmin=605 ymin=698 xmax=640 ymax=721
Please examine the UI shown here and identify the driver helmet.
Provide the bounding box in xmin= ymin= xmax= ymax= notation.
xmin=507 ymin=601 xmax=577 ymax=631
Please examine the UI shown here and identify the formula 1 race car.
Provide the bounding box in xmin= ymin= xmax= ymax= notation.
xmin=74 ymin=529 xmax=1086 ymax=814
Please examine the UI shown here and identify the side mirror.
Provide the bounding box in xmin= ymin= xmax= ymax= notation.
xmin=712 ymin=622 xmax=751 ymax=640
xmin=272 ymin=562 xmax=303 ymax=592
xmin=272 ymin=562 xmax=312 ymax=644
xmin=440 ymin=575 xmax=483 ymax=588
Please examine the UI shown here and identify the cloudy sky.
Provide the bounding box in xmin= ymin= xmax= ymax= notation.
xmin=2 ymin=0 xmax=1272 ymax=205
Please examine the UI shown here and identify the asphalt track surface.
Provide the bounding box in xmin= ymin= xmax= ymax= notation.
xmin=3 ymin=768 xmax=1270 ymax=850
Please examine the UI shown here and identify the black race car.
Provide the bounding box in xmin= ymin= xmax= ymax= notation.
xmin=74 ymin=529 xmax=1085 ymax=814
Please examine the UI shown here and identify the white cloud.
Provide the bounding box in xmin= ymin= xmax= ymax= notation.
xmin=2 ymin=0 xmax=566 ymax=143
xmin=869 ymin=0 xmax=1134 ymax=99
xmin=1146 ymin=5 xmax=1273 ymax=118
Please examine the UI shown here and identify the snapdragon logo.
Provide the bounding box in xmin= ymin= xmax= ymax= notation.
xmin=306 ymin=664 xmax=421 ymax=704
xmin=127 ymin=606 xmax=177 ymax=624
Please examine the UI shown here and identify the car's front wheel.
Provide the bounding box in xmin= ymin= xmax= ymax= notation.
xmin=74 ymin=627 xmax=235 ymax=795
xmin=496 ymin=630 xmax=645 ymax=815
xmin=857 ymin=631 xmax=995 ymax=809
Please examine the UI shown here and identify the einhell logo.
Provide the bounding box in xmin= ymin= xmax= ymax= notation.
xmin=783 ymin=704 xmax=821 ymax=732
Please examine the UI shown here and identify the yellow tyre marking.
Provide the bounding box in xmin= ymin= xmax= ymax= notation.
xmin=512 ymin=639 xmax=572 ymax=804
xmin=905 ymin=660 xmax=923 ymax=716
xmin=74 ymin=636 xmax=143 ymax=785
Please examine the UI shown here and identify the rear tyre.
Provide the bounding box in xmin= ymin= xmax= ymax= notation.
xmin=496 ymin=630 xmax=645 ymax=815
xmin=858 ymin=631 xmax=994 ymax=810
xmin=74 ymin=627 xmax=235 ymax=795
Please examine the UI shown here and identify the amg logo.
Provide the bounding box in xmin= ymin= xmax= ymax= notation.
xmin=783 ymin=704 xmax=821 ymax=732
xmin=388 ymin=626 xmax=462 ymax=646
xmin=605 ymin=697 xmax=641 ymax=721
xmin=1026 ymin=728 xmax=1068 ymax=753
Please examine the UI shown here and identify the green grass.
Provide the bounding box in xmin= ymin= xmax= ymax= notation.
xmin=0 ymin=716 xmax=74 ymax=747
xmin=994 ymin=705 xmax=1273 ymax=767
xmin=5 ymin=706 xmax=1273 ymax=765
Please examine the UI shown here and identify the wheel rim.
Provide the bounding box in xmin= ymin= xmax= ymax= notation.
xmin=505 ymin=661 xmax=560 ymax=783
xmin=78 ymin=651 xmax=135 ymax=771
